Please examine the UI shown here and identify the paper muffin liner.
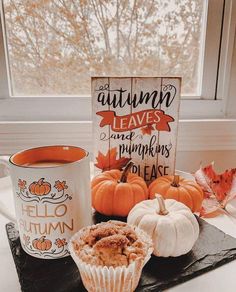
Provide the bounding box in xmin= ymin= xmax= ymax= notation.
xmin=69 ymin=224 xmax=153 ymax=292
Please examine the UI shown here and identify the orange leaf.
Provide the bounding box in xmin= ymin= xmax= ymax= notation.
xmin=54 ymin=180 xmax=68 ymax=191
xmin=95 ymin=147 xmax=131 ymax=171
xmin=195 ymin=163 xmax=236 ymax=218
xmin=199 ymin=206 xmax=225 ymax=218
xmin=141 ymin=124 xmax=155 ymax=135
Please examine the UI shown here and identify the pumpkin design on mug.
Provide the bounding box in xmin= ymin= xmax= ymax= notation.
xmin=29 ymin=178 xmax=51 ymax=196
xmin=32 ymin=236 xmax=52 ymax=251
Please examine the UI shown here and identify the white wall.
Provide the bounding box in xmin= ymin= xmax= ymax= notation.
xmin=176 ymin=150 xmax=236 ymax=173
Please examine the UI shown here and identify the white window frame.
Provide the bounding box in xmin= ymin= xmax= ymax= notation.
xmin=0 ymin=0 xmax=235 ymax=155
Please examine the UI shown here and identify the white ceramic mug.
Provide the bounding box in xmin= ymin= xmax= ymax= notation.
xmin=0 ymin=145 xmax=92 ymax=259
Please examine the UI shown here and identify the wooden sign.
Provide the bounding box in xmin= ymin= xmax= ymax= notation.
xmin=92 ymin=77 xmax=181 ymax=184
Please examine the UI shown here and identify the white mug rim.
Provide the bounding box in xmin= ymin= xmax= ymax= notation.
xmin=9 ymin=145 xmax=89 ymax=169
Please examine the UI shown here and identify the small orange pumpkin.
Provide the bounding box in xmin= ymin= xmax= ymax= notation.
xmin=91 ymin=162 xmax=148 ymax=216
xmin=149 ymin=175 xmax=204 ymax=212
xmin=29 ymin=178 xmax=51 ymax=196
xmin=32 ymin=236 xmax=52 ymax=251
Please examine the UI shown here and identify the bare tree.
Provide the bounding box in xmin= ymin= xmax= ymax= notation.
xmin=3 ymin=0 xmax=204 ymax=95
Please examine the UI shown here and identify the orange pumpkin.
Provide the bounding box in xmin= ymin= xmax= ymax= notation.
xmin=91 ymin=162 xmax=148 ymax=216
xmin=29 ymin=178 xmax=51 ymax=196
xmin=32 ymin=236 xmax=52 ymax=251
xmin=149 ymin=175 xmax=203 ymax=212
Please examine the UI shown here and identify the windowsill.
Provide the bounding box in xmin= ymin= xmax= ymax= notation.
xmin=0 ymin=97 xmax=228 ymax=122
xmin=0 ymin=119 xmax=236 ymax=155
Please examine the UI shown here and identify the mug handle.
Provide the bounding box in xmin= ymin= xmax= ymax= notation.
xmin=0 ymin=157 xmax=17 ymax=223
xmin=0 ymin=156 xmax=10 ymax=176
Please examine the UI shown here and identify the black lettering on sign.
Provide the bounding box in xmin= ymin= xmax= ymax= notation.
xmin=96 ymin=84 xmax=176 ymax=109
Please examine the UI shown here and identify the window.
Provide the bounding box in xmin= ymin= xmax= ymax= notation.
xmin=0 ymin=0 xmax=235 ymax=154
xmin=3 ymin=0 xmax=207 ymax=97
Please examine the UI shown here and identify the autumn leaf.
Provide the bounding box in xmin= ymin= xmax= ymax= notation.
xmin=55 ymin=238 xmax=67 ymax=248
xmin=194 ymin=163 xmax=236 ymax=218
xmin=95 ymin=147 xmax=131 ymax=172
xmin=18 ymin=179 xmax=27 ymax=191
xmin=199 ymin=195 xmax=226 ymax=218
xmin=141 ymin=124 xmax=155 ymax=135
xmin=54 ymin=180 xmax=68 ymax=192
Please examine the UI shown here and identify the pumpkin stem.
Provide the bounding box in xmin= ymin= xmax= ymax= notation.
xmin=120 ymin=161 xmax=134 ymax=183
xmin=171 ymin=175 xmax=180 ymax=187
xmin=38 ymin=178 xmax=44 ymax=185
xmin=155 ymin=194 xmax=169 ymax=215
xmin=39 ymin=236 xmax=46 ymax=242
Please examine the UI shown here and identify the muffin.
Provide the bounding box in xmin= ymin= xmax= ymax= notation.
xmin=69 ymin=220 xmax=153 ymax=292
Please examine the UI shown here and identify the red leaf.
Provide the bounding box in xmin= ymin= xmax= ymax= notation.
xmin=199 ymin=195 xmax=224 ymax=218
xmin=141 ymin=124 xmax=155 ymax=135
xmin=199 ymin=206 xmax=225 ymax=218
xmin=195 ymin=163 xmax=236 ymax=218
xmin=95 ymin=147 xmax=131 ymax=172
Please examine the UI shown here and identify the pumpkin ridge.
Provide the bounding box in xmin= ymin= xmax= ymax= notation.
xmin=92 ymin=175 xmax=115 ymax=187
xmin=92 ymin=180 xmax=109 ymax=195
xmin=178 ymin=187 xmax=194 ymax=211
xmin=180 ymin=210 xmax=199 ymax=241
xmin=168 ymin=213 xmax=181 ymax=256
xmin=182 ymin=212 xmax=198 ymax=240
xmin=92 ymin=182 xmax=106 ymax=212
xmin=130 ymin=179 xmax=148 ymax=198
xmin=35 ymin=185 xmax=40 ymax=194
xmin=128 ymin=183 xmax=137 ymax=214
xmin=132 ymin=205 xmax=153 ymax=226
xmin=187 ymin=183 xmax=204 ymax=198
xmin=131 ymin=184 xmax=146 ymax=205
xmin=114 ymin=183 xmax=133 ymax=216
xmin=175 ymin=213 xmax=196 ymax=254
xmin=184 ymin=181 xmax=204 ymax=193
xmin=160 ymin=177 xmax=172 ymax=183
xmin=185 ymin=185 xmax=203 ymax=211
xmin=186 ymin=187 xmax=197 ymax=211
xmin=152 ymin=220 xmax=159 ymax=250
xmin=194 ymin=191 xmax=204 ymax=211
xmin=156 ymin=215 xmax=176 ymax=257
xmin=164 ymin=199 xmax=176 ymax=210
xmin=107 ymin=170 xmax=121 ymax=180
xmin=102 ymin=182 xmax=116 ymax=216
xmin=149 ymin=184 xmax=170 ymax=198
xmin=130 ymin=183 xmax=136 ymax=215
xmin=93 ymin=181 xmax=116 ymax=215
xmin=29 ymin=185 xmax=35 ymax=195
xmin=165 ymin=187 xmax=179 ymax=201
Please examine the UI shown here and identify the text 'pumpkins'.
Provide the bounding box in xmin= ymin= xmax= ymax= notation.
xmin=91 ymin=162 xmax=148 ymax=216
xmin=128 ymin=195 xmax=199 ymax=257
xmin=149 ymin=175 xmax=203 ymax=212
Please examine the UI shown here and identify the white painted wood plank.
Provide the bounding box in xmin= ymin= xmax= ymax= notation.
xmin=92 ymin=77 xmax=109 ymax=174
xmin=158 ymin=77 xmax=181 ymax=176
xmin=108 ymin=77 xmax=132 ymax=165
xmin=130 ymin=77 xmax=162 ymax=183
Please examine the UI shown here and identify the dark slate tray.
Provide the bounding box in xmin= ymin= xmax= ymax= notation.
xmin=6 ymin=214 xmax=236 ymax=292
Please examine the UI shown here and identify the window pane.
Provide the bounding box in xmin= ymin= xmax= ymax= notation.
xmin=3 ymin=0 xmax=206 ymax=96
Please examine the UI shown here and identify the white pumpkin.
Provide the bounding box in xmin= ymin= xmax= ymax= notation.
xmin=127 ymin=195 xmax=199 ymax=257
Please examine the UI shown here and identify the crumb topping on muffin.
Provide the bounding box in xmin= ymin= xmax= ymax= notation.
xmin=72 ymin=220 xmax=150 ymax=267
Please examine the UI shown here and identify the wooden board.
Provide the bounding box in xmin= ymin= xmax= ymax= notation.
xmin=92 ymin=77 xmax=181 ymax=183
